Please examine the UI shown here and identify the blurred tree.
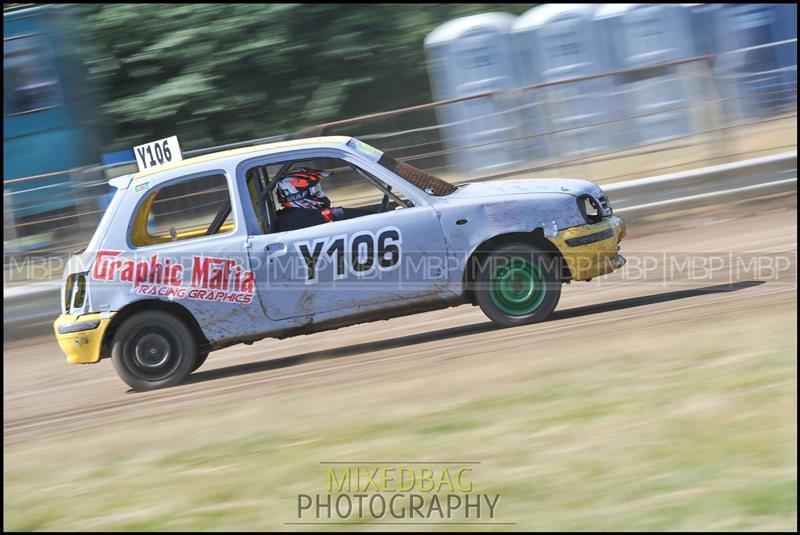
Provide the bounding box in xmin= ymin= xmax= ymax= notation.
xmin=77 ymin=3 xmax=536 ymax=150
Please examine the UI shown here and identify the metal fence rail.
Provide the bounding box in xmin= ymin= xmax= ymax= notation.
xmin=3 ymin=42 xmax=797 ymax=262
xmin=4 ymin=151 xmax=796 ymax=339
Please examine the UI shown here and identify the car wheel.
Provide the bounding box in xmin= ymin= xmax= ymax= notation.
xmin=191 ymin=351 xmax=209 ymax=373
xmin=474 ymin=242 xmax=562 ymax=327
xmin=111 ymin=311 xmax=197 ymax=391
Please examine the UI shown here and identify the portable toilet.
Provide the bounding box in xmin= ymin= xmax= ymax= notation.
xmin=683 ymin=3 xmax=719 ymax=57
xmin=512 ymin=4 xmax=618 ymax=159
xmin=775 ymin=3 xmax=797 ymax=94
xmin=711 ymin=4 xmax=796 ymax=119
xmin=596 ymin=4 xmax=697 ymax=146
xmin=424 ymin=13 xmax=524 ymax=176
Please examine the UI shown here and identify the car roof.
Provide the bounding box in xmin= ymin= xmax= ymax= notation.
xmin=130 ymin=135 xmax=353 ymax=181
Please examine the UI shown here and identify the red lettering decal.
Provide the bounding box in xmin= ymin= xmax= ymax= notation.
xmin=241 ymin=271 xmax=255 ymax=293
xmin=92 ymin=250 xmax=122 ymax=280
xmin=120 ymin=260 xmax=134 ymax=282
xmin=169 ymin=264 xmax=183 ymax=286
xmin=108 ymin=259 xmax=124 ymax=281
xmin=135 ymin=261 xmax=149 ymax=286
xmin=191 ymin=257 xmax=210 ymax=288
xmin=209 ymin=265 xmax=224 ymax=290
xmin=148 ymin=255 xmax=161 ymax=284
xmin=224 ymin=259 xmax=234 ymax=289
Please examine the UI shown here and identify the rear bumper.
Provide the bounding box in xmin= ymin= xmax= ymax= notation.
xmin=550 ymin=216 xmax=626 ymax=281
xmin=53 ymin=313 xmax=114 ymax=364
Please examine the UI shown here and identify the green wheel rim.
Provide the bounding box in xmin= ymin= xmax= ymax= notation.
xmin=490 ymin=258 xmax=546 ymax=316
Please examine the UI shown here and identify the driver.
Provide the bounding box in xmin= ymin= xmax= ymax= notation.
xmin=275 ymin=167 xmax=372 ymax=232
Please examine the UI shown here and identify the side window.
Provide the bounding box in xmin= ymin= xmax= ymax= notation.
xmin=268 ymin=157 xmax=412 ymax=213
xmin=246 ymin=157 xmax=414 ymax=235
xmin=131 ymin=173 xmax=233 ymax=247
xmin=3 ymin=35 xmax=62 ymax=115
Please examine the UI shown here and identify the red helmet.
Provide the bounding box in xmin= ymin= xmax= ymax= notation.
xmin=276 ymin=168 xmax=332 ymax=209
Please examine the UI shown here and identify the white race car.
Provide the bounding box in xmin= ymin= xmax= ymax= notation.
xmin=55 ymin=135 xmax=625 ymax=390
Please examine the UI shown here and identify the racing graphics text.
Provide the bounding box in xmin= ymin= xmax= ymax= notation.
xmin=91 ymin=250 xmax=255 ymax=304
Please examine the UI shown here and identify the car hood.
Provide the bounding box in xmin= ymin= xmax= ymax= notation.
xmin=449 ymin=178 xmax=604 ymax=199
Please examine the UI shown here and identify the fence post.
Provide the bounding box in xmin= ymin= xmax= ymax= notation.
xmin=3 ymin=189 xmax=18 ymax=248
xmin=493 ymin=88 xmax=526 ymax=174
xmin=535 ymin=87 xmax=562 ymax=177
xmin=550 ymin=84 xmax=594 ymax=180
xmin=695 ymin=57 xmax=729 ymax=165
xmin=72 ymin=165 xmax=105 ymax=240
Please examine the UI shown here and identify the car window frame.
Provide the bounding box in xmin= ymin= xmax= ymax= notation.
xmin=235 ymin=147 xmax=432 ymax=237
xmin=126 ymin=169 xmax=238 ymax=251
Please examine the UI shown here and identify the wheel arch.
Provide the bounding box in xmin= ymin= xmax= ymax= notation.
xmin=99 ymin=299 xmax=210 ymax=360
xmin=462 ymin=229 xmax=571 ymax=305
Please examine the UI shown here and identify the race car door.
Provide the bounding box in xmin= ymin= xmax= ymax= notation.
xmin=245 ymin=160 xmax=450 ymax=321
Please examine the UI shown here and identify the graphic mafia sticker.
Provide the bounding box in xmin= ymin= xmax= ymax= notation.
xmin=91 ymin=250 xmax=256 ymax=304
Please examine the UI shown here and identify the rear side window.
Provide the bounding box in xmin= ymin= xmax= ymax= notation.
xmin=131 ymin=174 xmax=234 ymax=247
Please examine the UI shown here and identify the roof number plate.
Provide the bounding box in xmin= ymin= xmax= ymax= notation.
xmin=133 ymin=136 xmax=183 ymax=172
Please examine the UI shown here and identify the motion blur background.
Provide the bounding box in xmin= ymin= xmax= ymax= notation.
xmin=4 ymin=3 xmax=798 ymax=531
xmin=3 ymin=3 xmax=797 ymax=258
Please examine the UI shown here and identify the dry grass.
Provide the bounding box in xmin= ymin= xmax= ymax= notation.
xmin=4 ymin=304 xmax=796 ymax=531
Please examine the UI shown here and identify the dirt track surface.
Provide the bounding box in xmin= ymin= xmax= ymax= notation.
xmin=4 ymin=203 xmax=797 ymax=445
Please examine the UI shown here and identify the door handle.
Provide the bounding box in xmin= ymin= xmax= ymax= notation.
xmin=264 ymin=243 xmax=287 ymax=255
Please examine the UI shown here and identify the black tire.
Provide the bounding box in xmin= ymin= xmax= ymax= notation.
xmin=191 ymin=351 xmax=209 ymax=373
xmin=111 ymin=310 xmax=197 ymax=391
xmin=473 ymin=242 xmax=562 ymax=327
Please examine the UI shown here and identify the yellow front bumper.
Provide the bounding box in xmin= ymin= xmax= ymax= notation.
xmin=53 ymin=313 xmax=114 ymax=364
xmin=550 ymin=215 xmax=627 ymax=281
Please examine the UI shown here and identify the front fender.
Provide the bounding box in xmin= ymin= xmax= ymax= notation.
xmin=438 ymin=192 xmax=586 ymax=271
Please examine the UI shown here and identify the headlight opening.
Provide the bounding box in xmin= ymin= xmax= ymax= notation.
xmin=578 ymin=194 xmax=603 ymax=224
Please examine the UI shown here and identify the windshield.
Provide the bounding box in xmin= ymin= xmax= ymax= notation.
xmin=347 ymin=138 xmax=457 ymax=196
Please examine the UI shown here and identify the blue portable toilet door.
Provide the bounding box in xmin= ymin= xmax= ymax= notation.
xmin=537 ymin=21 xmax=609 ymax=155
xmin=733 ymin=6 xmax=777 ymax=82
xmin=621 ymin=7 xmax=692 ymax=143
xmin=451 ymin=32 xmax=518 ymax=172
xmin=727 ymin=5 xmax=780 ymax=116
